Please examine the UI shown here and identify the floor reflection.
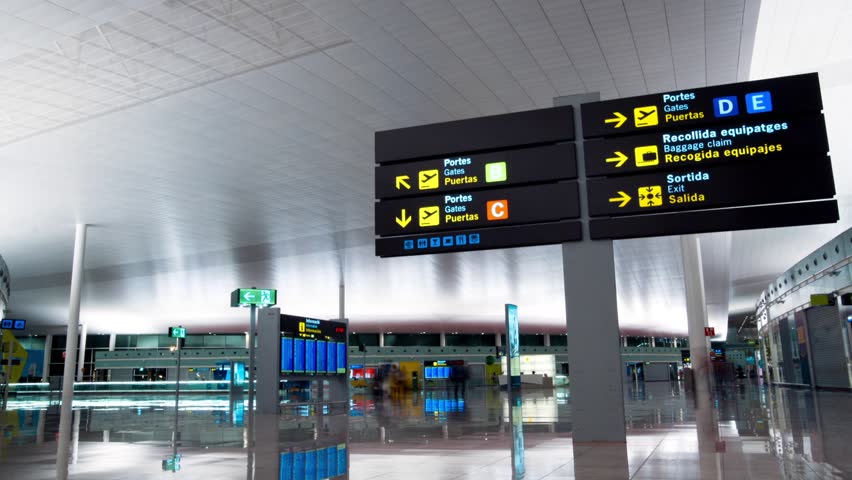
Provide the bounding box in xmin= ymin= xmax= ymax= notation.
xmin=0 ymin=383 xmax=849 ymax=479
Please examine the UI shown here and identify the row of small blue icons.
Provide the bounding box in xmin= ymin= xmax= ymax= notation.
xmin=403 ymin=233 xmax=481 ymax=250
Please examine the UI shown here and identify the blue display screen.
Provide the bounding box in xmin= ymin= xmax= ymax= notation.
xmin=326 ymin=447 xmax=337 ymax=477
xmin=327 ymin=341 xmax=336 ymax=374
xmin=337 ymin=445 xmax=346 ymax=475
xmin=293 ymin=451 xmax=305 ymax=479
xmin=336 ymin=343 xmax=346 ymax=374
xmin=305 ymin=340 xmax=317 ymax=373
xmin=317 ymin=446 xmax=327 ymax=478
xmin=293 ymin=339 xmax=305 ymax=373
xmin=279 ymin=452 xmax=292 ymax=480
xmin=305 ymin=450 xmax=316 ymax=479
xmin=317 ymin=341 xmax=327 ymax=374
xmin=281 ymin=337 xmax=294 ymax=373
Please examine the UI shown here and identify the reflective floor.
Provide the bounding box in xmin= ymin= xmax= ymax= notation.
xmin=0 ymin=382 xmax=850 ymax=479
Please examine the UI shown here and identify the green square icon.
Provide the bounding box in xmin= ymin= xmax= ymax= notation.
xmin=485 ymin=161 xmax=507 ymax=183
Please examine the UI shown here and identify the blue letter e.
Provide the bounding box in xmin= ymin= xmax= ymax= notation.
xmin=745 ymin=91 xmax=772 ymax=114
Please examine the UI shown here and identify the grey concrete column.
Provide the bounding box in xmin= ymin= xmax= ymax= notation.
xmin=544 ymin=334 xmax=551 ymax=347
xmin=42 ymin=335 xmax=53 ymax=382
xmin=245 ymin=332 xmax=251 ymax=349
xmin=379 ymin=333 xmax=385 ymax=348
xmin=557 ymin=92 xmax=626 ymax=444
xmin=439 ymin=332 xmax=446 ymax=347
xmin=682 ymin=235 xmax=712 ymax=398
xmin=495 ymin=334 xmax=502 ymax=347
xmin=107 ymin=334 xmax=116 ymax=381
xmin=622 ymin=337 xmax=628 ymax=348
xmin=57 ymin=223 xmax=87 ymax=480
xmin=673 ymin=338 xmax=678 ymax=349
xmin=76 ymin=323 xmax=87 ymax=382
xmin=650 ymin=337 xmax=656 ymax=348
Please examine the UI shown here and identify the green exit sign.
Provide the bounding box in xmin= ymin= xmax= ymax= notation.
xmin=168 ymin=326 xmax=186 ymax=339
xmin=231 ymin=288 xmax=277 ymax=307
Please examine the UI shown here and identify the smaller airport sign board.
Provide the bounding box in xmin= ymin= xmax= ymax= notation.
xmin=375 ymin=143 xmax=576 ymax=199
xmin=0 ymin=319 xmax=25 ymax=330
xmin=375 ymin=182 xmax=579 ymax=236
xmin=584 ymin=114 xmax=828 ymax=177
xmin=230 ymin=288 xmax=277 ymax=307
xmin=581 ymin=73 xmax=822 ymax=137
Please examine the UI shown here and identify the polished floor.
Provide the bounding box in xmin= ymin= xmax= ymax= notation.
xmin=0 ymin=381 xmax=849 ymax=479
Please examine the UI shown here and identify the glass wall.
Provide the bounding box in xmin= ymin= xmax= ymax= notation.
xmin=445 ymin=334 xmax=493 ymax=347
xmin=383 ymin=334 xmax=440 ymax=347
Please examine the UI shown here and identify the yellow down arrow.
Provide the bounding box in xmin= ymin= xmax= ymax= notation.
xmin=604 ymin=112 xmax=627 ymax=128
xmin=605 ymin=151 xmax=629 ymax=168
xmin=395 ymin=175 xmax=411 ymax=190
xmin=395 ymin=209 xmax=412 ymax=228
xmin=608 ymin=191 xmax=631 ymax=208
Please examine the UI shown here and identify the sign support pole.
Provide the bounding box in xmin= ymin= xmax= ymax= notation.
xmin=556 ymin=93 xmax=628 ymax=444
xmin=2 ymin=340 xmax=12 ymax=411
xmin=172 ymin=335 xmax=181 ymax=459
xmin=57 ymin=223 xmax=87 ymax=480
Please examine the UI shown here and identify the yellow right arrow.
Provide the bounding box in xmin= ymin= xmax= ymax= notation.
xmin=605 ymin=151 xmax=629 ymax=168
xmin=604 ymin=112 xmax=627 ymax=128
xmin=608 ymin=191 xmax=631 ymax=208
xmin=395 ymin=209 xmax=412 ymax=228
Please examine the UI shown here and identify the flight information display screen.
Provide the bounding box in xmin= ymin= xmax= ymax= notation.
xmin=305 ymin=340 xmax=317 ymax=374
xmin=293 ymin=338 xmax=305 ymax=373
xmin=316 ymin=340 xmax=327 ymax=374
xmin=280 ymin=315 xmax=347 ymax=376
xmin=281 ymin=337 xmax=294 ymax=373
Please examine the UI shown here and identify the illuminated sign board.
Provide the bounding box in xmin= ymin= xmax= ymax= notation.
xmin=168 ymin=326 xmax=186 ymax=339
xmin=376 ymin=221 xmax=581 ymax=258
xmin=375 ymin=106 xmax=581 ymax=258
xmin=280 ymin=314 xmax=347 ymax=375
xmin=505 ymin=304 xmax=521 ymax=390
xmin=230 ymin=288 xmax=277 ymax=307
xmin=586 ymin=157 xmax=834 ymax=217
xmin=375 ymin=182 xmax=579 ymax=236
xmin=584 ymin=114 xmax=828 ymax=177
xmin=581 ymin=72 xmax=837 ymax=239
xmin=0 ymin=319 xmax=25 ymax=330
xmin=376 ymin=105 xmax=575 ymax=164
xmin=375 ymin=143 xmax=576 ymax=199
xmin=581 ymin=73 xmax=822 ymax=137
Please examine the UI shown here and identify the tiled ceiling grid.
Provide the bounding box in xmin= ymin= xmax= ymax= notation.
xmin=0 ymin=0 xmax=754 ymax=339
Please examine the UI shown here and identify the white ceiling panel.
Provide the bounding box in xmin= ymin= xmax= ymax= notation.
xmin=0 ymin=0 xmax=783 ymax=339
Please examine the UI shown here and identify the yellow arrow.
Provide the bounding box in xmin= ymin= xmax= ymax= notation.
xmin=605 ymin=151 xmax=629 ymax=168
xmin=604 ymin=112 xmax=627 ymax=128
xmin=395 ymin=209 xmax=412 ymax=228
xmin=395 ymin=175 xmax=411 ymax=190
xmin=608 ymin=191 xmax=631 ymax=208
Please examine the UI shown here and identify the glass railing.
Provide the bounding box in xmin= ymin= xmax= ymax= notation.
xmin=9 ymin=380 xmax=236 ymax=394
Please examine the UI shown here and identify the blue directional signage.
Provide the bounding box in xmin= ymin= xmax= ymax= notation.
xmin=0 ymin=319 xmax=25 ymax=330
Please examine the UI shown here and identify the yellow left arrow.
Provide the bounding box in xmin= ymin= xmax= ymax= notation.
xmin=608 ymin=191 xmax=632 ymax=208
xmin=395 ymin=209 xmax=412 ymax=228
xmin=395 ymin=175 xmax=411 ymax=190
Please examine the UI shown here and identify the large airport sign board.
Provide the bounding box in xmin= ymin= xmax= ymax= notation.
xmin=374 ymin=73 xmax=837 ymax=255
xmin=580 ymin=73 xmax=837 ymax=240
xmin=375 ymin=106 xmax=581 ymax=257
